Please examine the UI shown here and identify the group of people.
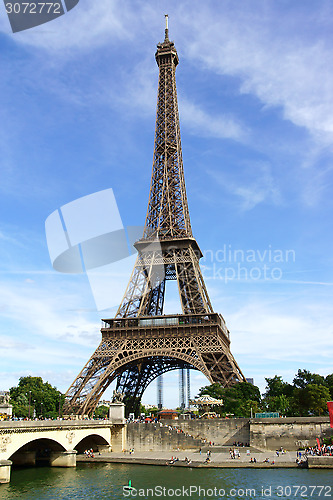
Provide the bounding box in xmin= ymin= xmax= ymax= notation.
xmin=304 ymin=444 xmax=332 ymax=456
xmin=229 ymin=448 xmax=241 ymax=459
xmin=83 ymin=448 xmax=95 ymax=458
xmin=232 ymin=441 xmax=249 ymax=447
xmin=263 ymin=457 xmax=275 ymax=464
xmin=167 ymin=450 xmax=211 ymax=466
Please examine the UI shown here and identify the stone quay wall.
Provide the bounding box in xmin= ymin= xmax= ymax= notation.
xmin=250 ymin=417 xmax=333 ymax=451
xmin=127 ymin=417 xmax=333 ymax=452
xmin=127 ymin=418 xmax=250 ymax=451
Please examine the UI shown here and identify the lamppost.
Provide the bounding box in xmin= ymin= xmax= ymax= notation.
xmin=58 ymin=393 xmax=61 ymax=419
xmin=28 ymin=391 xmax=31 ymax=419
xmin=33 ymin=400 xmax=36 ymax=419
xmin=41 ymin=402 xmax=43 ymax=419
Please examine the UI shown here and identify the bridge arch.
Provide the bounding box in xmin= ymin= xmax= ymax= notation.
xmin=74 ymin=433 xmax=110 ymax=454
xmin=9 ymin=437 xmax=66 ymax=466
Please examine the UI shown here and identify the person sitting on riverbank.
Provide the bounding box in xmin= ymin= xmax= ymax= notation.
xmin=305 ymin=444 xmax=332 ymax=457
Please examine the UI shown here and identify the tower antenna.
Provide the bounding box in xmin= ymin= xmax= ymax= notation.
xmin=164 ymin=14 xmax=169 ymax=41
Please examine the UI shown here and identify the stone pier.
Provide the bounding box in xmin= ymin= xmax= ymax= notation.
xmin=0 ymin=460 xmax=12 ymax=484
xmin=50 ymin=450 xmax=77 ymax=467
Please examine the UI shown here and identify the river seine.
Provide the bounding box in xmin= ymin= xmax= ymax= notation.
xmin=1 ymin=463 xmax=332 ymax=500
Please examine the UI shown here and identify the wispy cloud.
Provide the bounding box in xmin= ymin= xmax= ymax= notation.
xmin=181 ymin=2 xmax=333 ymax=143
xmin=1 ymin=0 xmax=133 ymax=50
xmin=208 ymin=161 xmax=281 ymax=211
xmin=0 ymin=280 xmax=99 ymax=346
xmin=180 ymin=98 xmax=246 ymax=141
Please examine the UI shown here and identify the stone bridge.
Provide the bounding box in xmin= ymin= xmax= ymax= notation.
xmin=0 ymin=404 xmax=126 ymax=484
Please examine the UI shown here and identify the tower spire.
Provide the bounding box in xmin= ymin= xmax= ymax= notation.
xmin=164 ymin=14 xmax=169 ymax=41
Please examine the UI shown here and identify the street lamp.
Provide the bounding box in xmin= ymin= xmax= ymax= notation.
xmin=33 ymin=400 xmax=36 ymax=419
xmin=28 ymin=391 xmax=31 ymax=419
xmin=41 ymin=402 xmax=43 ymax=419
xmin=58 ymin=393 xmax=61 ymax=419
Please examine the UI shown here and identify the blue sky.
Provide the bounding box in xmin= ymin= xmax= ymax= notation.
xmin=1 ymin=0 xmax=333 ymax=409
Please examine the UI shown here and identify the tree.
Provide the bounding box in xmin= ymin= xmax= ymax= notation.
xmin=199 ymin=382 xmax=262 ymax=417
xmin=94 ymin=405 xmax=109 ymax=419
xmin=325 ymin=374 xmax=333 ymax=399
xmin=264 ymin=376 xmax=293 ymax=398
xmin=303 ymin=384 xmax=331 ymax=416
xmin=293 ymin=369 xmax=326 ymax=389
xmin=264 ymin=394 xmax=291 ymax=415
xmin=9 ymin=376 xmax=64 ymax=419
xmin=292 ymin=384 xmax=330 ymax=416
xmin=199 ymin=383 xmax=224 ymax=399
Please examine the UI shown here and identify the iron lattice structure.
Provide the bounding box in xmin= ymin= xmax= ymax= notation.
xmin=63 ymin=20 xmax=245 ymax=416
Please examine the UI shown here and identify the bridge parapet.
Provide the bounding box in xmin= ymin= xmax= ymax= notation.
xmin=0 ymin=418 xmax=125 ymax=431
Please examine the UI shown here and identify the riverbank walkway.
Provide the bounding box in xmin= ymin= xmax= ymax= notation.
xmin=77 ymin=449 xmax=301 ymax=468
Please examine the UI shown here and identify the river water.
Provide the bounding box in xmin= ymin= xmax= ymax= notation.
xmin=1 ymin=463 xmax=332 ymax=500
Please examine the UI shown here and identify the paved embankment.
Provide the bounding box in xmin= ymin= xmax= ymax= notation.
xmin=77 ymin=450 xmax=304 ymax=469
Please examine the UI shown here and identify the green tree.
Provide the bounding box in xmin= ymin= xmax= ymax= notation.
xmin=199 ymin=382 xmax=262 ymax=417
xmin=325 ymin=374 xmax=333 ymax=399
xmin=292 ymin=384 xmax=330 ymax=416
xmin=293 ymin=369 xmax=326 ymax=389
xmin=9 ymin=376 xmax=64 ymax=419
xmin=94 ymin=405 xmax=109 ymax=419
xmin=264 ymin=376 xmax=293 ymax=398
xmin=264 ymin=394 xmax=291 ymax=415
xmin=303 ymin=384 xmax=331 ymax=415
xmin=199 ymin=383 xmax=224 ymax=399
xmin=241 ymin=400 xmax=263 ymax=417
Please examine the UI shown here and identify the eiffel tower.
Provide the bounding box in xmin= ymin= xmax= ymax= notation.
xmin=63 ymin=17 xmax=245 ymax=416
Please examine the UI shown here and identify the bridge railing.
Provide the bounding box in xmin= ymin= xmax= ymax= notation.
xmin=0 ymin=418 xmax=125 ymax=429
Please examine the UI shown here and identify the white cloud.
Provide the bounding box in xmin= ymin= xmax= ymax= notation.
xmin=0 ymin=279 xmax=99 ymax=346
xmin=180 ymin=98 xmax=246 ymax=141
xmin=181 ymin=3 xmax=333 ymax=143
xmin=2 ymin=0 xmax=133 ymax=51
xmin=224 ymin=297 xmax=333 ymax=363
xmin=4 ymin=0 xmax=333 ymax=146
xmin=208 ymin=162 xmax=281 ymax=211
